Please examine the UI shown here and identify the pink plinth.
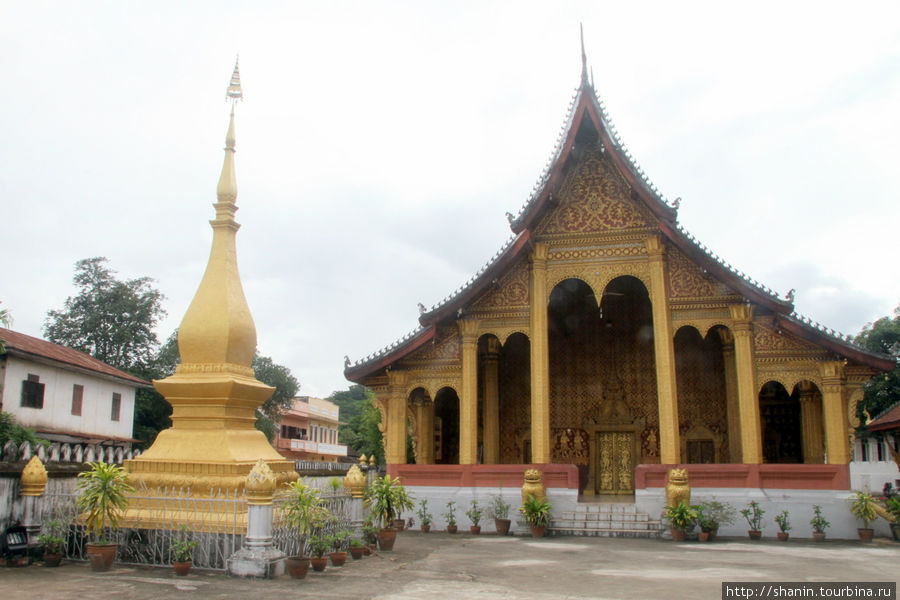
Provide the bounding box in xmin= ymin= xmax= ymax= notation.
xmin=634 ymin=463 xmax=850 ymax=491
xmin=387 ymin=464 xmax=579 ymax=489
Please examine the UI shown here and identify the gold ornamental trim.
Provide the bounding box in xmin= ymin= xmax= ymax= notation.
xmin=20 ymin=455 xmax=48 ymax=496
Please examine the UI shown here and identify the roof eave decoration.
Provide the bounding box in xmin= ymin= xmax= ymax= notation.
xmin=343 ymin=325 xmax=435 ymax=382
xmin=775 ymin=313 xmax=896 ymax=372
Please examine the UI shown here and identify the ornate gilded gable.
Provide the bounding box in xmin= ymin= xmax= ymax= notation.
xmin=471 ymin=259 xmax=530 ymax=311
xmin=754 ymin=322 xmax=827 ymax=356
xmin=536 ymin=147 xmax=654 ymax=236
xmin=667 ymin=247 xmax=733 ymax=299
xmin=402 ymin=326 xmax=460 ymax=364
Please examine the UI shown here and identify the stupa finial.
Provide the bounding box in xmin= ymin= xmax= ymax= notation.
xmin=226 ymin=56 xmax=243 ymax=103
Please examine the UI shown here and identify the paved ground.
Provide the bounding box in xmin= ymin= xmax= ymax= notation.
xmin=4 ymin=532 xmax=899 ymax=600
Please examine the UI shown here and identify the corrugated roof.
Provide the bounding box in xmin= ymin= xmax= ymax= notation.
xmin=0 ymin=327 xmax=150 ymax=387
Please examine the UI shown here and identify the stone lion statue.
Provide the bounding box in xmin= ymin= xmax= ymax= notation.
xmin=522 ymin=468 xmax=546 ymax=504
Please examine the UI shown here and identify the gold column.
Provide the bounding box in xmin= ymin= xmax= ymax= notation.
xmin=459 ymin=319 xmax=480 ymax=465
xmin=385 ymin=371 xmax=409 ymax=465
xmin=482 ymin=337 xmax=501 ymax=464
xmin=529 ymin=242 xmax=551 ymax=463
xmin=718 ymin=328 xmax=743 ymax=463
xmin=729 ymin=304 xmax=762 ymax=464
xmin=820 ymin=361 xmax=850 ymax=464
xmin=798 ymin=381 xmax=825 ymax=464
xmin=645 ymin=237 xmax=680 ymax=464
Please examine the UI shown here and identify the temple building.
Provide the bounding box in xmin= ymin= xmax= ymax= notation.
xmin=344 ymin=49 xmax=895 ymax=534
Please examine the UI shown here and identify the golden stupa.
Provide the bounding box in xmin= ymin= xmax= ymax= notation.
xmin=123 ymin=60 xmax=297 ymax=526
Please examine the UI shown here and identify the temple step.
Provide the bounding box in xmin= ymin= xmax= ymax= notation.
xmin=547 ymin=503 xmax=662 ymax=538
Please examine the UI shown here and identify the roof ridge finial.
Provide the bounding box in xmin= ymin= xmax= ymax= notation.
xmin=226 ymin=55 xmax=243 ymax=104
xmin=580 ymin=23 xmax=589 ymax=88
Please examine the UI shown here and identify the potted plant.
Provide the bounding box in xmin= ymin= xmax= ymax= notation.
xmin=849 ymin=490 xmax=877 ymax=542
xmin=282 ymin=479 xmax=326 ymax=579
xmin=76 ymin=461 xmax=134 ymax=572
xmin=489 ymin=493 xmax=512 ymax=536
xmin=663 ymin=500 xmax=698 ymax=542
xmin=361 ymin=519 xmax=378 ymax=554
xmin=740 ymin=500 xmax=765 ymax=540
xmin=328 ymin=529 xmax=349 ymax=567
xmin=364 ymin=474 xmax=414 ymax=551
xmin=38 ymin=519 xmax=67 ymax=567
xmin=810 ymin=504 xmax=830 ymax=541
xmin=775 ymin=510 xmax=791 ymax=541
xmin=884 ymin=497 xmax=900 ymax=542
xmin=417 ymin=499 xmax=433 ymax=533
xmin=171 ymin=526 xmax=198 ymax=576
xmin=349 ymin=538 xmax=366 ymax=560
xmin=520 ymin=494 xmax=552 ymax=538
xmin=308 ymin=532 xmax=331 ymax=572
xmin=694 ymin=500 xmax=735 ymax=540
xmin=466 ymin=499 xmax=483 ymax=534
xmin=444 ymin=501 xmax=458 ymax=533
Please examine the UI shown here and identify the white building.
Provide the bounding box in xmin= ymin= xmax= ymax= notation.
xmin=0 ymin=327 xmax=149 ymax=448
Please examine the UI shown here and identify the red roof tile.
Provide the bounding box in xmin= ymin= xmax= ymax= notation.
xmin=868 ymin=403 xmax=900 ymax=432
xmin=0 ymin=327 xmax=150 ymax=388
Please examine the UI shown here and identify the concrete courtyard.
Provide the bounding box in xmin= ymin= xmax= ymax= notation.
xmin=5 ymin=532 xmax=899 ymax=600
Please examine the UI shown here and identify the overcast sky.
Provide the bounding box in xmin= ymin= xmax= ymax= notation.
xmin=2 ymin=1 xmax=899 ymax=398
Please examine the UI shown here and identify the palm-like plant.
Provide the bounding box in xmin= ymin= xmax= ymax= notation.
xmin=849 ymin=490 xmax=877 ymax=529
xmin=76 ymin=462 xmax=134 ymax=543
xmin=283 ymin=479 xmax=327 ymax=540
xmin=365 ymin=475 xmax=414 ymax=529
xmin=520 ymin=494 xmax=552 ymax=528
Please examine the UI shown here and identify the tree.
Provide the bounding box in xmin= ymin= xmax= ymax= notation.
xmin=0 ymin=300 xmax=10 ymax=352
xmin=44 ymin=257 xmax=166 ymax=372
xmin=327 ymin=385 xmax=383 ymax=464
xmin=855 ymin=305 xmax=900 ymax=424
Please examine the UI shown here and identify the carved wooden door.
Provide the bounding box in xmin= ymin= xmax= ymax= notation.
xmin=596 ymin=432 xmax=634 ymax=494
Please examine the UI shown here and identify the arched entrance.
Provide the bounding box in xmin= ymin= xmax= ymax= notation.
xmin=434 ymin=387 xmax=460 ymax=464
xmin=498 ymin=332 xmax=531 ymax=463
xmin=759 ymin=381 xmax=803 ymax=463
xmin=548 ymin=275 xmax=656 ymax=496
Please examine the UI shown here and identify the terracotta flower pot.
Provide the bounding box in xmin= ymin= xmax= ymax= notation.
xmin=421 ymin=525 xmax=431 ymax=533
xmin=857 ymin=528 xmax=874 ymax=542
xmin=377 ymin=527 xmax=398 ymax=551
xmin=349 ymin=546 xmax=365 ymax=560
xmin=43 ymin=553 xmax=63 ymax=567
xmin=812 ymin=532 xmax=826 ymax=542
xmin=173 ymin=560 xmax=192 ymax=576
xmin=748 ymin=530 xmax=762 ymax=540
xmin=698 ymin=531 xmax=710 ymax=542
xmin=310 ymin=556 xmax=328 ymax=572
xmin=890 ymin=523 xmax=900 ymax=542
xmin=777 ymin=532 xmax=789 ymax=542
xmin=670 ymin=528 xmax=686 ymax=542
xmin=530 ymin=525 xmax=546 ymax=538
xmin=285 ymin=556 xmax=310 ymax=579
xmin=447 ymin=525 xmax=458 ymax=534
xmin=470 ymin=526 xmax=481 ymax=535
xmin=494 ymin=518 xmax=511 ymax=536
xmin=86 ymin=543 xmax=117 ymax=572
xmin=392 ymin=519 xmax=405 ymax=531
xmin=329 ymin=551 xmax=347 ymax=567
xmin=365 ymin=544 xmax=375 ymax=555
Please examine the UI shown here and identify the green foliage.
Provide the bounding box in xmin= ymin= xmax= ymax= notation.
xmin=44 ymin=257 xmax=166 ymax=372
xmin=416 ymin=499 xmax=432 ymax=527
xmin=282 ymin=480 xmax=327 ymax=538
xmin=465 ymin=499 xmax=482 ymax=527
xmin=38 ymin=520 xmax=67 ymax=554
xmin=171 ymin=526 xmax=198 ymax=562
xmin=519 ymin=494 xmax=552 ymax=528
xmin=855 ymin=306 xmax=900 ymax=423
xmin=775 ymin=510 xmax=791 ymax=533
xmin=76 ymin=462 xmax=135 ymax=543
xmin=443 ymin=501 xmax=457 ymax=527
xmin=849 ymin=490 xmax=877 ymax=528
xmin=328 ymin=529 xmax=350 ymax=551
xmin=327 ymin=386 xmax=383 ymax=465
xmin=307 ymin=532 xmax=331 ymax=558
xmin=884 ymin=497 xmax=900 ymax=521
xmin=0 ymin=411 xmax=48 ymax=447
xmin=740 ymin=500 xmax=765 ymax=531
xmin=664 ymin=500 xmax=699 ymax=533
xmin=364 ymin=475 xmax=414 ymax=529
xmin=361 ymin=519 xmax=378 ymax=544
xmin=695 ymin=499 xmax=735 ymax=532
xmin=488 ymin=494 xmax=511 ymax=520
xmin=810 ymin=504 xmax=830 ymax=534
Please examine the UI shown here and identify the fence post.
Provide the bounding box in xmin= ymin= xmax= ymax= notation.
xmin=20 ymin=455 xmax=49 ymax=554
xmin=226 ymin=459 xmax=285 ymax=578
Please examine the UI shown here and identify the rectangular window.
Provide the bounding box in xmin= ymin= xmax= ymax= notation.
xmin=20 ymin=374 xmax=45 ymax=409
xmin=72 ymin=384 xmax=84 ymax=416
xmin=111 ymin=393 xmax=121 ymax=422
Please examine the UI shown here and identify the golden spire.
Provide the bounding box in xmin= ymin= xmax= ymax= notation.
xmin=177 ymin=58 xmax=257 ymax=369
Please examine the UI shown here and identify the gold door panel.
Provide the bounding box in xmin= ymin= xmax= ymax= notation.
xmin=596 ymin=431 xmax=634 ymax=494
